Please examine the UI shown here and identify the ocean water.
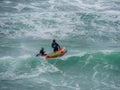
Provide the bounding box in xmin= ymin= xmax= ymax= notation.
xmin=0 ymin=0 xmax=120 ymax=90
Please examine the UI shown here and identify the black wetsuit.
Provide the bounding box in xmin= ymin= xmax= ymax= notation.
xmin=40 ymin=49 xmax=45 ymax=56
xmin=52 ymin=42 xmax=60 ymax=52
xmin=36 ymin=48 xmax=46 ymax=56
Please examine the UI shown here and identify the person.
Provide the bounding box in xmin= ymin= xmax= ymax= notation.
xmin=36 ymin=48 xmax=46 ymax=56
xmin=51 ymin=39 xmax=60 ymax=52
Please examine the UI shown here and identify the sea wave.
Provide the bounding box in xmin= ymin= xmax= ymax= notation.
xmin=0 ymin=51 xmax=119 ymax=79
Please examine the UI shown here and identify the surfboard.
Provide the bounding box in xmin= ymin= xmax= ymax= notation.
xmin=44 ymin=47 xmax=67 ymax=59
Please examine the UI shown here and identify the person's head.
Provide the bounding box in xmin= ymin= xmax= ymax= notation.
xmin=53 ymin=39 xmax=56 ymax=42
xmin=41 ymin=48 xmax=44 ymax=50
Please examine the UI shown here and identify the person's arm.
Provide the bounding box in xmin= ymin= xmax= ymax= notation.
xmin=56 ymin=43 xmax=60 ymax=48
xmin=58 ymin=44 xmax=60 ymax=48
xmin=43 ymin=50 xmax=45 ymax=54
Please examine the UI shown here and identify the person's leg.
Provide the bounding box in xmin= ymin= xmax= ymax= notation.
xmin=54 ymin=48 xmax=56 ymax=52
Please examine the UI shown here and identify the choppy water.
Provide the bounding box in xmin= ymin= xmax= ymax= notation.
xmin=0 ymin=0 xmax=120 ymax=90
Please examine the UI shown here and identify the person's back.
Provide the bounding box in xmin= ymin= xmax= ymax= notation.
xmin=36 ymin=48 xmax=46 ymax=56
xmin=40 ymin=48 xmax=45 ymax=56
xmin=51 ymin=39 xmax=60 ymax=52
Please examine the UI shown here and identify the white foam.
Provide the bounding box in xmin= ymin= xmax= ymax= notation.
xmin=4 ymin=0 xmax=11 ymax=4
xmin=18 ymin=55 xmax=31 ymax=59
xmin=1 ymin=0 xmax=119 ymax=42
xmin=0 ymin=56 xmax=14 ymax=60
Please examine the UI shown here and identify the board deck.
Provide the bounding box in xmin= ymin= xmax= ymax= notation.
xmin=44 ymin=47 xmax=67 ymax=59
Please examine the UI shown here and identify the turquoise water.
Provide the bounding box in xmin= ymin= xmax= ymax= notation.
xmin=0 ymin=0 xmax=120 ymax=90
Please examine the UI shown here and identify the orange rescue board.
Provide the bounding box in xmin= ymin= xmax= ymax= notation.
xmin=44 ymin=47 xmax=67 ymax=59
